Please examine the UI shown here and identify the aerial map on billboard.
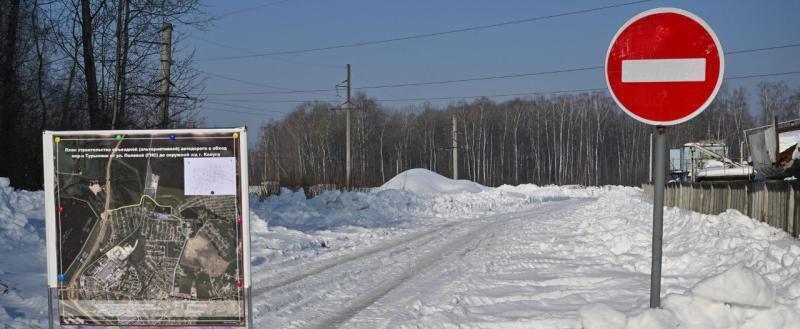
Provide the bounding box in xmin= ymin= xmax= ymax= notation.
xmin=43 ymin=128 xmax=250 ymax=326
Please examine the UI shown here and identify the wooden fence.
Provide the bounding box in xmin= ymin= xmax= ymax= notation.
xmin=643 ymin=181 xmax=800 ymax=237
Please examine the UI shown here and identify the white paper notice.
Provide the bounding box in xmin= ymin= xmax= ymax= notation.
xmin=184 ymin=157 xmax=237 ymax=195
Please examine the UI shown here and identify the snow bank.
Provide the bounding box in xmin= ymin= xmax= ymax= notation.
xmin=571 ymin=185 xmax=800 ymax=329
xmin=581 ymin=264 xmax=800 ymax=329
xmin=692 ymin=264 xmax=775 ymax=307
xmin=0 ymin=178 xmax=47 ymax=329
xmin=579 ymin=303 xmax=627 ymax=329
xmin=257 ymin=174 xmax=562 ymax=233
xmin=380 ymin=168 xmax=486 ymax=194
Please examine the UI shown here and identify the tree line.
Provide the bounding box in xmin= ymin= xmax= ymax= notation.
xmin=0 ymin=0 xmax=205 ymax=189
xmin=1 ymin=1 xmax=799 ymax=190
xmin=251 ymin=82 xmax=799 ymax=188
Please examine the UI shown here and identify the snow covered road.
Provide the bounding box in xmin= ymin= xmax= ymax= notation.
xmin=253 ymin=198 xmax=586 ymax=328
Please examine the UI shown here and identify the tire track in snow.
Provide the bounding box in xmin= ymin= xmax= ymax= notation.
xmin=254 ymin=203 xmax=566 ymax=296
xmin=307 ymin=200 xmax=583 ymax=329
xmin=252 ymin=221 xmax=459 ymax=296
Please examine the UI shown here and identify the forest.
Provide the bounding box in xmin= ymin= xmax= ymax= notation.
xmin=0 ymin=0 xmax=205 ymax=189
xmin=250 ymin=84 xmax=799 ymax=188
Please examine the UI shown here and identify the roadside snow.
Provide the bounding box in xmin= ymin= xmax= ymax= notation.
xmin=1 ymin=173 xmax=799 ymax=329
xmin=691 ymin=264 xmax=775 ymax=307
xmin=0 ymin=178 xmax=47 ymax=329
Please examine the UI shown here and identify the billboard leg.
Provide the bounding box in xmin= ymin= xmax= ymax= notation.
xmin=650 ymin=126 xmax=666 ymax=308
xmin=247 ymin=286 xmax=254 ymax=328
xmin=47 ymin=287 xmax=54 ymax=329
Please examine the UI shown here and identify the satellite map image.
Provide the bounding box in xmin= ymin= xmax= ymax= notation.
xmin=50 ymin=130 xmax=246 ymax=326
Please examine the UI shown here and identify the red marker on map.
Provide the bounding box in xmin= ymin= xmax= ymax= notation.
xmin=58 ymin=206 xmax=64 ymax=214
xmin=236 ymin=280 xmax=242 ymax=288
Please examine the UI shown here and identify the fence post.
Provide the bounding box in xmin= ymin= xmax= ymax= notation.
xmin=745 ymin=183 xmax=750 ymax=218
xmin=727 ymin=184 xmax=732 ymax=211
xmin=787 ymin=185 xmax=794 ymax=235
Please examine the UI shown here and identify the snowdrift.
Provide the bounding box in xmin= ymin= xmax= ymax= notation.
xmin=380 ymin=168 xmax=486 ymax=194
xmin=581 ymin=264 xmax=800 ymax=329
xmin=0 ymin=178 xmax=47 ymax=328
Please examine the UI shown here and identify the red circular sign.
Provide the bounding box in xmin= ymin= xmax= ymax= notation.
xmin=605 ymin=8 xmax=724 ymax=126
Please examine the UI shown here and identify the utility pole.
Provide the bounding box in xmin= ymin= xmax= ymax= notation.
xmin=452 ymin=116 xmax=458 ymax=180
xmin=158 ymin=22 xmax=173 ymax=129
xmin=345 ymin=64 xmax=352 ymax=188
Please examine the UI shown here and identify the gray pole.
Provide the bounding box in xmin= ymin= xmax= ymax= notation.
xmin=159 ymin=22 xmax=173 ymax=129
xmin=48 ymin=287 xmax=54 ymax=329
xmin=650 ymin=126 xmax=666 ymax=308
xmin=649 ymin=133 xmax=653 ymax=182
xmin=247 ymin=286 xmax=254 ymax=328
xmin=345 ymin=64 xmax=351 ymax=188
xmin=452 ymin=116 xmax=458 ymax=180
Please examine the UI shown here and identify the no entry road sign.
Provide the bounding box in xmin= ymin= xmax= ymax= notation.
xmin=605 ymin=8 xmax=724 ymax=126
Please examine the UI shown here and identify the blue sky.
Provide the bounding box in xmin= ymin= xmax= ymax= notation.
xmin=184 ymin=0 xmax=800 ymax=132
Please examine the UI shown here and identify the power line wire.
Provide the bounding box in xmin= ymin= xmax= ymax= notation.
xmin=192 ymin=35 xmax=341 ymax=69
xmin=196 ymin=69 xmax=339 ymax=97
xmin=201 ymin=88 xmax=337 ymax=96
xmin=355 ymin=66 xmax=602 ymax=90
xmin=201 ymin=0 xmax=655 ymax=61
xmin=352 ymin=42 xmax=800 ymax=90
xmin=199 ymin=69 xmax=290 ymax=91
xmin=367 ymin=70 xmax=800 ymax=102
xmin=370 ymin=88 xmax=608 ymax=102
xmin=198 ymin=70 xmax=800 ymax=121
xmin=203 ymin=70 xmax=800 ymax=106
xmin=203 ymin=106 xmax=279 ymax=116
xmin=724 ymin=70 xmax=800 ymax=80
xmin=204 ymin=98 xmax=338 ymax=103
xmin=194 ymin=42 xmax=800 ymax=98
xmin=205 ymin=100 xmax=295 ymax=114
xmin=214 ymin=0 xmax=300 ymax=20
xmin=726 ymin=43 xmax=800 ymax=55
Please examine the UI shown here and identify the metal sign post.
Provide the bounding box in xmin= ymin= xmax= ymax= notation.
xmin=650 ymin=126 xmax=666 ymax=307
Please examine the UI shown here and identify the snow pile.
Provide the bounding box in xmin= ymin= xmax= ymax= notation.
xmin=579 ymin=304 xmax=627 ymax=329
xmin=257 ymin=171 xmax=567 ymax=233
xmin=581 ymin=265 xmax=800 ymax=329
xmin=0 ymin=178 xmax=47 ymax=329
xmin=258 ymin=187 xmax=428 ymax=231
xmin=380 ymin=168 xmax=486 ymax=194
xmin=691 ymin=263 xmax=775 ymax=307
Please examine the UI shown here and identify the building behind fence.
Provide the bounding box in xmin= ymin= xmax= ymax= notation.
xmin=643 ymin=181 xmax=799 ymax=238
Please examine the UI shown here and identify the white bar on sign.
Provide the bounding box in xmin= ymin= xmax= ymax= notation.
xmin=621 ymin=58 xmax=706 ymax=83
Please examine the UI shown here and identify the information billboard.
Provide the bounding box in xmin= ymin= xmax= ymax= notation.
xmin=42 ymin=128 xmax=251 ymax=326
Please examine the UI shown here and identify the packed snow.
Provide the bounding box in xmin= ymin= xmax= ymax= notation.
xmin=1 ymin=169 xmax=800 ymax=328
